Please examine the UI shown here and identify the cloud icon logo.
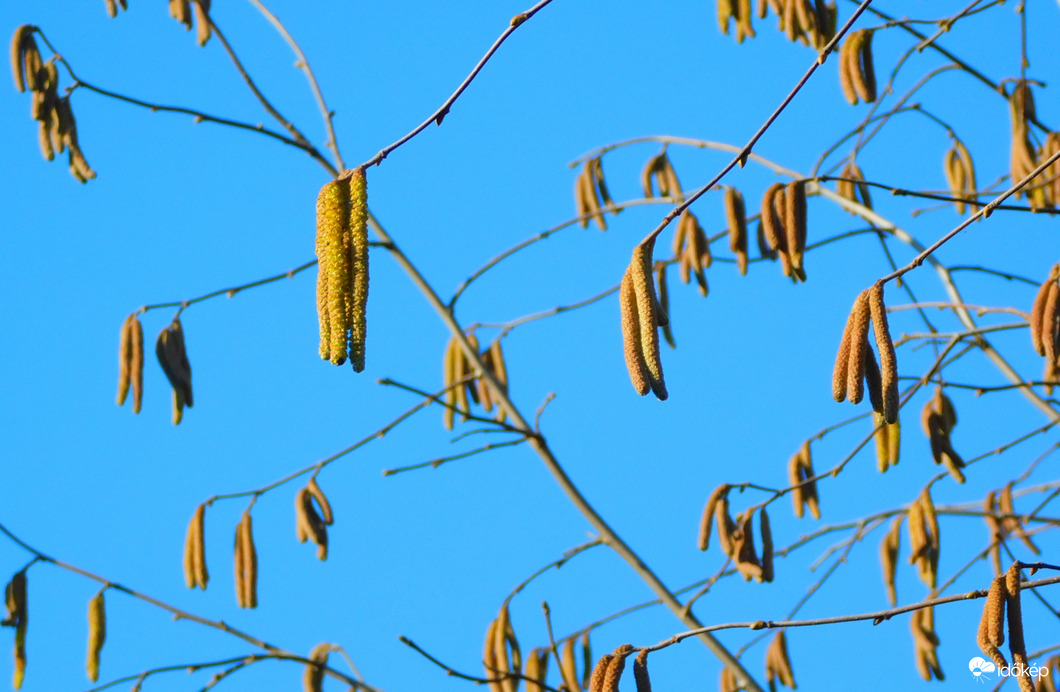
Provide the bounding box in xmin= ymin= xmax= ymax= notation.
xmin=969 ymin=657 xmax=996 ymax=678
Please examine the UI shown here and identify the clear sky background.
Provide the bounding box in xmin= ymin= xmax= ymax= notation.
xmin=1 ymin=1 xmax=1058 ymax=691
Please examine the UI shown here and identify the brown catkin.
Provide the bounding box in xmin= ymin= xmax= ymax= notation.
xmin=233 ymin=516 xmax=245 ymax=608
xmin=832 ymin=298 xmax=856 ymax=402
xmin=1030 ymin=266 xmax=1059 ymax=355
xmin=156 ymin=318 xmax=194 ymax=423
xmin=524 ymin=648 xmax=548 ymax=692
xmin=656 ymin=263 xmax=676 ymax=349
xmin=632 ymin=651 xmax=651 ymax=692
xmin=768 ymin=630 xmax=796 ymax=688
xmin=759 ymin=507 xmax=774 ymax=583
xmin=86 ymin=591 xmax=105 ymax=682
xmin=588 ymin=653 xmax=612 ymax=692
xmin=881 ymin=515 xmax=902 ymax=606
xmin=852 ymin=30 xmax=876 ymax=102
xmin=788 ymin=448 xmax=805 ymax=519
xmin=603 ymin=645 xmax=632 ymax=692
xmin=845 ymin=290 xmax=872 ymax=404
xmin=733 ymin=512 xmax=763 ymax=581
xmin=1005 ymin=566 xmax=1028 ymax=680
xmin=977 ymin=575 xmax=1008 ymax=669
xmin=725 ymin=188 xmax=749 ymax=276
xmin=483 ymin=619 xmax=502 ymax=692
xmin=760 ymin=183 xmax=786 ymax=254
xmin=629 ymin=239 xmax=667 ymax=400
xmin=698 ymin=484 xmax=730 ymax=551
xmin=838 ymin=32 xmax=859 ymax=104
xmin=580 ymin=632 xmax=592 ymax=691
xmin=193 ymin=0 xmax=211 ymax=46
xmin=783 ymin=180 xmax=807 ymax=275
xmin=867 ymin=283 xmax=899 ymax=423
xmin=296 ymin=488 xmax=328 ymax=560
xmin=6 ymin=571 xmax=27 ymax=690
xmin=239 ymin=510 xmax=257 ymax=609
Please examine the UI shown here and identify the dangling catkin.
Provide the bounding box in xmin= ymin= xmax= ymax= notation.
xmin=156 ymin=318 xmax=193 ymax=424
xmin=560 ymin=638 xmax=580 ymax=692
xmin=306 ymin=478 xmax=333 ymax=526
xmin=766 ymin=630 xmax=796 ymax=689
xmin=627 ymin=238 xmax=667 ymax=399
xmin=632 ymin=651 xmax=651 ymax=692
xmin=1005 ymin=565 xmax=1032 ymax=691
xmin=620 ymin=270 xmax=651 ymax=397
xmin=86 ymin=591 xmax=106 ymax=682
xmin=295 ymin=487 xmax=328 ymax=560
xmin=117 ymin=314 xmax=134 ymax=407
xmin=303 ymin=643 xmax=330 ymax=692
xmin=759 ymin=507 xmax=774 ymax=583
xmin=698 ymin=484 xmax=731 ymax=551
xmin=588 ymin=653 xmax=612 ymax=692
xmin=655 ymin=263 xmax=676 ymax=349
xmin=783 ymin=180 xmax=807 ymax=278
xmin=602 ymin=645 xmax=632 ymax=692
xmin=880 ymin=515 xmax=902 ymax=606
xmin=867 ymin=284 xmax=899 ymax=423
xmin=844 ymin=290 xmax=872 ymax=404
xmin=237 ymin=510 xmax=257 ymax=609
xmin=5 ymin=571 xmax=27 ymax=690
xmin=183 ymin=503 xmax=208 ymax=590
xmin=977 ymin=575 xmax=1008 ymax=669
xmin=524 ymin=648 xmax=549 ymax=692
xmin=725 ymin=187 xmax=749 ymax=275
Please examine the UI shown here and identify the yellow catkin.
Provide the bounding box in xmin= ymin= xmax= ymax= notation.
xmin=629 ymin=239 xmax=667 ymax=399
xmin=117 ymin=315 xmax=134 ymax=406
xmin=86 ymin=591 xmax=106 ymax=682
xmin=1043 ymin=280 xmax=1060 ymax=371
xmin=6 ymin=571 xmax=27 ymax=690
xmin=881 ymin=515 xmax=902 ymax=606
xmin=768 ymin=630 xmax=796 ymax=688
xmin=316 ymin=178 xmax=351 ymax=365
xmin=999 ymin=483 xmax=1041 ymax=555
xmin=560 ymin=637 xmax=580 ymax=692
xmin=483 ymin=619 xmax=502 ymax=692
xmin=1005 ymin=565 xmax=1030 ymax=688
xmin=303 ymin=643 xmax=330 ymax=692
xmin=233 ymin=516 xmax=245 ymax=608
xmin=619 ymin=270 xmax=651 ymax=396
xmin=713 ymin=495 xmax=735 ymax=557
xmin=760 ymin=183 xmax=786 ymax=255
xmin=239 ymin=510 xmax=258 ymax=609
xmin=590 ymin=157 xmax=614 ymax=213
xmin=580 ymin=162 xmax=606 ymax=231
xmin=492 ymin=605 xmax=514 ymax=692
xmin=733 ymin=512 xmax=763 ymax=581
xmin=910 ymin=607 xmax=943 ymax=681
xmin=579 ymin=632 xmax=592 ymax=691
xmin=798 ymin=441 xmax=820 ymax=519
xmin=575 ymin=166 xmax=591 ymax=229
xmin=788 ymin=449 xmax=805 ymax=519
xmin=838 ymin=32 xmax=859 ymax=104
xmin=489 ymin=339 xmax=509 ymax=424
xmin=306 ymin=478 xmax=333 ymax=526
xmin=524 ymin=648 xmax=549 ymax=692
xmin=699 ymin=484 xmax=730 ymax=551
xmin=296 ymin=488 xmax=328 ymax=560
xmin=759 ymin=507 xmax=774 ymax=583
xmin=183 ymin=503 xmax=208 ymax=590
xmin=346 ymin=168 xmax=369 ymax=372
xmin=656 ymin=263 xmax=676 ymax=349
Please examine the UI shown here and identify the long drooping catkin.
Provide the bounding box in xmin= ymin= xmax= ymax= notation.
xmin=845 ymin=290 xmax=871 ymax=404
xmin=977 ymin=575 xmax=1008 ymax=669
xmin=183 ymin=504 xmax=208 ymax=590
xmin=315 ymin=169 xmax=369 ymax=371
xmin=86 ymin=591 xmax=106 ymax=682
xmin=632 ymin=650 xmax=651 ymax=692
xmin=880 ymin=515 xmax=902 ymax=606
xmin=699 ymin=484 xmax=731 ymax=551
xmin=867 ymin=284 xmax=899 ymax=423
xmin=783 ymin=180 xmax=807 ymax=277
xmin=303 ymin=643 xmax=330 ymax=692
xmin=733 ymin=511 xmax=763 ymax=581
xmin=725 ymin=187 xmax=748 ymax=275
xmin=5 ymin=571 xmax=27 ymax=690
xmin=295 ymin=487 xmax=329 ymax=560
xmin=237 ymin=510 xmax=257 ymax=608
xmin=622 ymin=238 xmax=667 ymax=399
xmin=759 ymin=507 xmax=774 ymax=583
xmin=157 ymin=318 xmax=194 ymax=424
xmin=347 ymin=168 xmax=369 ymax=372
xmin=765 ymin=630 xmax=795 ymax=689
xmin=117 ymin=313 xmax=145 ymax=413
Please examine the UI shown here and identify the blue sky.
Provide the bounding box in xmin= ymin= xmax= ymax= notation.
xmin=1 ymin=1 xmax=1058 ymax=691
